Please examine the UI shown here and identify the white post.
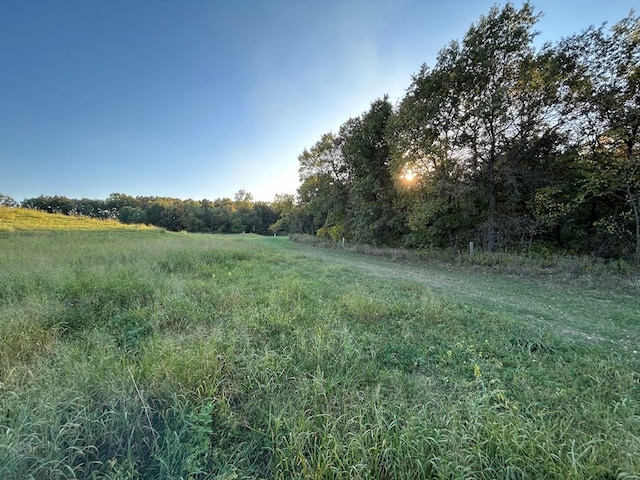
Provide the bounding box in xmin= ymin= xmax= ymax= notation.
xmin=469 ymin=241 xmax=474 ymax=256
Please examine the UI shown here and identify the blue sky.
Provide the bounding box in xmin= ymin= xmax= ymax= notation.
xmin=1 ymin=1 xmax=637 ymax=202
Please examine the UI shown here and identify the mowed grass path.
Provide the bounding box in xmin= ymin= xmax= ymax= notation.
xmin=1 ymin=229 xmax=638 ymax=479
xmin=286 ymin=242 xmax=640 ymax=354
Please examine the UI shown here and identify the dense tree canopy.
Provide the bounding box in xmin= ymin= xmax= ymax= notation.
xmin=342 ymin=98 xmax=404 ymax=245
xmin=557 ymin=14 xmax=640 ymax=262
xmin=295 ymin=2 xmax=640 ymax=263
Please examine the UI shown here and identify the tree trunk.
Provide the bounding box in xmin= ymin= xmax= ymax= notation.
xmin=628 ymin=186 xmax=640 ymax=266
xmin=486 ymin=141 xmax=497 ymax=252
xmin=487 ymin=171 xmax=496 ymax=252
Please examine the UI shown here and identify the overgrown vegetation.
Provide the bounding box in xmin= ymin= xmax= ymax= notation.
xmin=1 ymin=219 xmax=638 ymax=478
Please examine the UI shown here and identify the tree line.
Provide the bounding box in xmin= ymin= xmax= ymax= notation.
xmin=292 ymin=3 xmax=639 ymax=264
xmin=5 ymin=191 xmax=294 ymax=235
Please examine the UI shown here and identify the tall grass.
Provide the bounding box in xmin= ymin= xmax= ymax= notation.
xmin=1 ymin=228 xmax=638 ymax=478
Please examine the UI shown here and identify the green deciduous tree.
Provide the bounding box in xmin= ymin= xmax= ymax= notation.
xmin=391 ymin=2 xmax=570 ymax=251
xmin=0 ymin=194 xmax=18 ymax=207
xmin=453 ymin=2 xmax=549 ymax=250
xmin=269 ymin=193 xmax=307 ymax=234
xmin=297 ymin=132 xmax=351 ymax=238
xmin=389 ymin=52 xmax=474 ymax=248
xmin=559 ymin=12 xmax=640 ymax=262
xmin=342 ymin=97 xmax=406 ymax=246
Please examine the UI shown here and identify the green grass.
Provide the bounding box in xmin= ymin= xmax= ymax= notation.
xmin=1 ymin=227 xmax=639 ymax=479
xmin=290 ymin=234 xmax=640 ymax=289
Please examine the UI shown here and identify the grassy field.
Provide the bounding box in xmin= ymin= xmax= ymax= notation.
xmin=0 ymin=206 xmax=158 ymax=232
xmin=0 ymin=218 xmax=639 ymax=478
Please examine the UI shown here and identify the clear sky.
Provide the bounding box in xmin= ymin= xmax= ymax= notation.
xmin=1 ymin=1 xmax=637 ymax=202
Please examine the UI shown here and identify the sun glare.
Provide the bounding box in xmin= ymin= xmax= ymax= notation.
xmin=401 ymin=166 xmax=416 ymax=184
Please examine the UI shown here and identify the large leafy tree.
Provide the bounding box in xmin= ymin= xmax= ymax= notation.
xmin=391 ymin=2 xmax=569 ymax=250
xmin=452 ymin=2 xmax=555 ymax=251
xmin=297 ymin=132 xmax=351 ymax=238
xmin=559 ymin=13 xmax=640 ymax=262
xmin=0 ymin=194 xmax=18 ymax=207
xmin=341 ymin=97 xmax=405 ymax=246
xmin=389 ymin=52 xmax=474 ymax=248
xmin=269 ymin=193 xmax=311 ymax=235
